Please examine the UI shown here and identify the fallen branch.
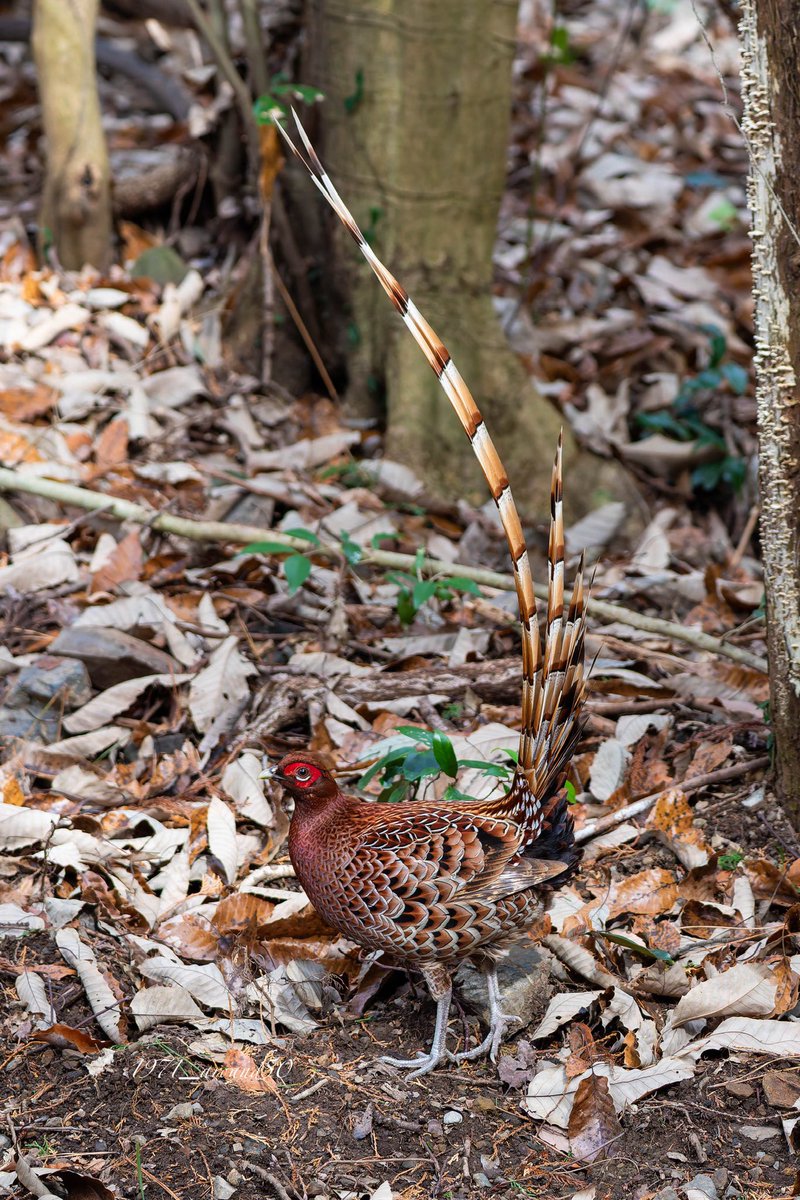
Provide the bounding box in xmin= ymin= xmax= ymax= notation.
xmin=576 ymin=755 xmax=771 ymax=844
xmin=0 ymin=466 xmax=767 ymax=672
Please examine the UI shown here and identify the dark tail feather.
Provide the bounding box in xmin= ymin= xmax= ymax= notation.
xmin=525 ymin=790 xmax=581 ymax=887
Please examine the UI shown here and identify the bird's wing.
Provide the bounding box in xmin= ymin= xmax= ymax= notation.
xmin=347 ymin=806 xmax=563 ymax=919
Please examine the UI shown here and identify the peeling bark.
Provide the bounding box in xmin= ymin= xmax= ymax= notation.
xmin=740 ymin=0 xmax=800 ymax=827
xmin=32 ymin=0 xmax=112 ymax=271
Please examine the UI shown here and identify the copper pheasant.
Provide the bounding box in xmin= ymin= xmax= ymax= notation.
xmin=265 ymin=114 xmax=588 ymax=1077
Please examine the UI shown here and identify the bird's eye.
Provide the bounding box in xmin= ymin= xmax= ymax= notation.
xmin=294 ymin=765 xmax=311 ymax=780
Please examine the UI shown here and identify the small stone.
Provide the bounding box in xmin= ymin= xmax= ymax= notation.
xmin=227 ymin=1170 xmax=243 ymax=1186
xmin=213 ymin=1176 xmax=235 ymax=1199
xmin=6 ymin=657 xmax=91 ymax=709
xmin=426 ymin=1120 xmax=444 ymax=1137
xmin=685 ymin=1173 xmax=718 ymax=1199
xmin=739 ymin=1124 xmax=780 ymax=1141
xmin=0 ymin=705 xmax=60 ymax=745
xmin=652 ymin=1190 xmax=680 ymax=1200
xmin=456 ymin=942 xmax=553 ymax=1031
xmin=472 ymin=1173 xmax=491 ymax=1188
xmin=49 ymin=626 xmax=180 ymax=688
xmin=165 ymin=1102 xmax=201 ymax=1122
xmin=762 ymin=1068 xmax=800 ymax=1108
xmin=443 ymin=1110 xmax=463 ymax=1126
xmin=724 ymin=1080 xmax=754 ymax=1099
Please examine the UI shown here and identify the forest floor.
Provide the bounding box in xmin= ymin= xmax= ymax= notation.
xmin=1 ymin=2 xmax=799 ymax=1200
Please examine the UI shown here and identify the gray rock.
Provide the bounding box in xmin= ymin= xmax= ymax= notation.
xmin=0 ymin=704 xmax=60 ymax=744
xmin=165 ymin=1102 xmax=201 ymax=1122
xmin=653 ymin=1190 xmax=681 ymax=1200
xmin=456 ymin=942 xmax=555 ymax=1029
xmin=685 ymin=1176 xmax=717 ymax=1199
xmin=223 ymin=493 xmax=275 ymax=529
xmin=6 ymin=656 xmax=91 ymax=710
xmin=50 ymin=626 xmax=180 ymax=688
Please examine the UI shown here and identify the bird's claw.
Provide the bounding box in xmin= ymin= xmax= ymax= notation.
xmin=450 ymin=1012 xmax=521 ymax=1063
xmin=379 ymin=1050 xmax=447 ymax=1078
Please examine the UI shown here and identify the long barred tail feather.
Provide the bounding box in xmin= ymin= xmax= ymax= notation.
xmin=277 ymin=111 xmax=586 ymax=799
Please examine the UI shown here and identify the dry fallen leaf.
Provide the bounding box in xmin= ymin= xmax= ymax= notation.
xmin=90 ymin=529 xmax=143 ymax=594
xmin=669 ymin=962 xmax=779 ymax=1027
xmin=646 ymin=787 xmax=712 ymax=868
xmin=607 ymin=868 xmax=679 ymax=918
xmin=31 ymin=1023 xmax=107 ymax=1054
xmin=222 ymin=1047 xmax=279 ymax=1093
xmin=568 ymin=1070 xmax=622 ymax=1162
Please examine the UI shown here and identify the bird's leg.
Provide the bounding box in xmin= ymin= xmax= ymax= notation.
xmin=451 ymin=967 xmax=520 ymax=1063
xmin=380 ymin=965 xmax=452 ymax=1078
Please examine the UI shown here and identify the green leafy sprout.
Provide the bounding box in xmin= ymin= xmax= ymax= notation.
xmin=636 ymin=324 xmax=748 ymax=493
xmin=253 ymin=74 xmax=323 ymax=125
xmin=718 ymin=851 xmax=744 ymax=871
xmin=240 ymin=527 xmax=320 ymax=595
xmin=387 ymin=548 xmax=481 ymax=625
xmin=358 ymin=726 xmax=514 ymax=805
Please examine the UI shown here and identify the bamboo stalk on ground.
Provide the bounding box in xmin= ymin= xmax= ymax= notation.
xmin=0 ymin=466 xmax=767 ymax=673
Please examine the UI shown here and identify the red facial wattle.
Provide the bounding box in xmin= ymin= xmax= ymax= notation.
xmin=283 ymin=762 xmax=322 ymax=788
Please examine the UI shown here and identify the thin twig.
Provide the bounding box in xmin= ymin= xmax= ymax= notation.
xmin=577 ymin=755 xmax=770 ymax=844
xmin=271 ymin=251 xmax=339 ymax=402
xmin=0 ymin=466 xmax=767 ymax=673
xmin=730 ymin=503 xmax=760 ymax=571
xmin=246 ymin=1165 xmax=296 ymax=1200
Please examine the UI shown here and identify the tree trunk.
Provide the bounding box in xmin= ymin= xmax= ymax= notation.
xmin=740 ymin=0 xmax=800 ymax=828
xmin=32 ymin=0 xmax=112 ymax=271
xmin=307 ymin=0 xmax=628 ymax=518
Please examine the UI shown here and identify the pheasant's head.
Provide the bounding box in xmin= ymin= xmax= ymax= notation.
xmin=265 ymin=752 xmax=339 ymax=803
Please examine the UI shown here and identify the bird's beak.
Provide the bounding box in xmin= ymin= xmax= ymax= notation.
xmin=259 ymin=762 xmax=281 ymax=781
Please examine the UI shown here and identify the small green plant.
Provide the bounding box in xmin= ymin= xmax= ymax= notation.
xmin=25 ymin=1137 xmax=55 ymax=1163
xmin=441 ymin=701 xmax=464 ymax=722
xmin=149 ymin=1037 xmax=205 ymax=1077
xmin=339 ymin=530 xmax=363 ymax=566
xmin=344 ymin=68 xmax=365 ymax=115
xmin=542 ymin=25 xmax=576 ymax=66
xmin=718 ymin=851 xmax=744 ymax=871
xmin=363 ymin=205 xmax=383 ymax=248
xmin=707 ymin=198 xmax=738 ymax=232
xmin=253 ymin=74 xmax=323 ymax=125
xmin=358 ymin=726 xmax=513 ymax=804
xmin=241 ymin=527 xmax=320 ymax=595
xmin=387 ymin=549 xmax=481 ymax=624
xmin=318 ymin=461 xmax=372 ymax=489
xmin=636 ymin=325 xmax=748 ymax=492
